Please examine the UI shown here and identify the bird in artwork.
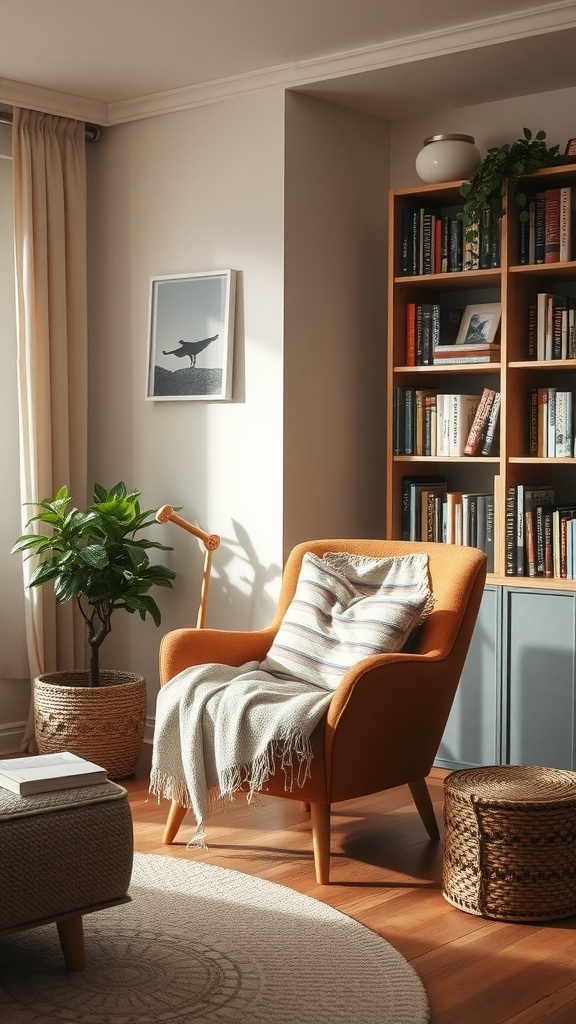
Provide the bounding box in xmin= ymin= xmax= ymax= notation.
xmin=163 ymin=334 xmax=219 ymax=367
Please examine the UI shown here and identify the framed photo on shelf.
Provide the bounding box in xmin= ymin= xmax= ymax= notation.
xmin=455 ymin=302 xmax=502 ymax=346
xmin=146 ymin=270 xmax=236 ymax=401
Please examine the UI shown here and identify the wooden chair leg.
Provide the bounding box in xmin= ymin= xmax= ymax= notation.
xmin=310 ymin=802 xmax=331 ymax=884
xmin=56 ymin=914 xmax=85 ymax=971
xmin=408 ymin=777 xmax=440 ymax=840
xmin=162 ymin=799 xmax=188 ymax=844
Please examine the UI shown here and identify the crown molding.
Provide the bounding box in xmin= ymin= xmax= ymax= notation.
xmin=1 ymin=1 xmax=575 ymax=127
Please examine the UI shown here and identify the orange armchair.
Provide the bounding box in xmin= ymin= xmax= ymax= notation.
xmin=158 ymin=539 xmax=487 ymax=883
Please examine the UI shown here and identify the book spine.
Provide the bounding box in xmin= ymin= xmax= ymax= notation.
xmin=479 ymin=207 xmax=492 ymax=269
xmin=432 ymin=355 xmax=493 ymax=364
xmin=450 ymin=394 xmax=481 ymax=457
xmin=434 ymin=217 xmax=442 ymax=274
xmin=516 ymin=483 xmax=525 ymax=576
xmin=535 ymin=193 xmax=546 ymax=263
xmin=393 ymin=387 xmax=405 ymax=455
xmin=400 ymin=207 xmax=411 ymax=275
xmin=485 ymin=494 xmax=495 ymax=573
xmin=505 ymin=486 xmax=517 ymax=575
xmin=527 ymin=303 xmax=537 ymax=358
xmin=525 ymin=508 xmax=537 ymax=577
xmin=544 ymin=508 xmax=554 ymax=578
xmin=544 ymin=188 xmax=561 ymax=263
xmin=405 ymin=302 xmax=416 ymax=366
xmin=560 ymin=186 xmax=572 ymax=262
xmin=480 ymin=391 xmax=501 ymax=456
xmin=537 ymin=388 xmax=548 ymax=456
xmin=440 ymin=214 xmax=450 ymax=273
xmin=420 ymin=305 xmax=433 ymax=365
xmin=449 ymin=217 xmax=462 ymax=272
xmin=535 ymin=505 xmax=545 ymax=576
xmin=547 ymin=387 xmax=557 ymax=457
xmin=404 ymin=387 xmax=415 ymax=455
xmin=528 ymin=388 xmax=539 ymax=455
xmin=464 ymin=387 xmax=494 ymax=455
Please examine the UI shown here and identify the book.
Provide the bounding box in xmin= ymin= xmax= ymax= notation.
xmin=0 ymin=751 xmax=107 ymax=796
xmin=522 ymin=485 xmax=555 ymax=577
xmin=485 ymin=493 xmax=495 ymax=572
xmin=438 ymin=305 xmax=464 ymax=346
xmin=505 ymin=486 xmax=517 ymax=576
xmin=464 ymin=387 xmax=496 ymax=455
xmin=544 ymin=187 xmax=561 ymax=263
xmin=560 ymin=186 xmax=574 ymax=262
xmin=480 ymin=391 xmax=502 ymax=456
xmin=405 ymin=302 xmax=416 ymax=365
xmin=401 ymin=475 xmax=445 ymax=541
xmin=448 ymin=393 xmax=482 ymax=456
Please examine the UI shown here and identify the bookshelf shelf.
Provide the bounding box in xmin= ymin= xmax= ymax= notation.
xmin=394 ymin=363 xmax=501 ymax=374
xmin=387 ymin=164 xmax=576 ymax=583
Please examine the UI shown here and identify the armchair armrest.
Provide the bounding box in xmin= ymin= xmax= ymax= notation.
xmin=324 ymin=650 xmax=460 ymax=801
xmin=159 ymin=627 xmax=277 ymax=685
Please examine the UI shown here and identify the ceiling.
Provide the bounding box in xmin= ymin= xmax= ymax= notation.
xmin=1 ymin=0 xmax=576 ymax=124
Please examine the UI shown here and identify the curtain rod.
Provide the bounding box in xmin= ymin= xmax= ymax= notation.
xmin=0 ymin=111 xmax=100 ymax=142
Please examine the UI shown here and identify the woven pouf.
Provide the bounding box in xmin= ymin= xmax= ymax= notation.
xmin=0 ymin=781 xmax=133 ymax=968
xmin=442 ymin=765 xmax=576 ymax=922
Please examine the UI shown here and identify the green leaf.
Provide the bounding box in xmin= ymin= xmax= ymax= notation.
xmin=79 ymin=544 xmax=109 ymax=568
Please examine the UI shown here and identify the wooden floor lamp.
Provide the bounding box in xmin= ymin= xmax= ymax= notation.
xmin=155 ymin=505 xmax=220 ymax=628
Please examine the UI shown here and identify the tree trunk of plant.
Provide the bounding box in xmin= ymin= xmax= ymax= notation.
xmin=88 ymin=644 xmax=100 ymax=687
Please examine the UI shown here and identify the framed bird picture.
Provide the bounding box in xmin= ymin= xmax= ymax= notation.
xmin=146 ymin=270 xmax=237 ymax=400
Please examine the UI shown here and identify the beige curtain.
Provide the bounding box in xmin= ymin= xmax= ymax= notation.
xmin=13 ymin=108 xmax=88 ymax=747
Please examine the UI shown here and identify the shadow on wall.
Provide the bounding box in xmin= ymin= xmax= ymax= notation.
xmin=211 ymin=520 xmax=281 ymax=631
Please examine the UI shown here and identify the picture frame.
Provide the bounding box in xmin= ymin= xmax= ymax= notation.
xmin=564 ymin=138 xmax=576 ymax=161
xmin=455 ymin=302 xmax=502 ymax=347
xmin=146 ymin=270 xmax=236 ymax=401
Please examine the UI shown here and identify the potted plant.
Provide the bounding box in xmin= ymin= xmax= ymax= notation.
xmin=12 ymin=481 xmax=176 ymax=778
xmin=460 ymin=128 xmax=563 ymax=261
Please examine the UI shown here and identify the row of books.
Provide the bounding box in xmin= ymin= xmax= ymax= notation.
xmin=393 ymin=388 xmax=500 ymax=457
xmin=506 ymin=484 xmax=576 ymax=579
xmin=401 ymin=475 xmax=494 ymax=571
xmin=527 ymin=293 xmax=576 ymax=360
xmin=528 ymin=388 xmax=575 ymax=457
xmin=518 ymin=186 xmax=574 ymax=266
xmin=405 ymin=302 xmax=502 ymax=366
xmin=400 ymin=203 xmax=500 ymax=276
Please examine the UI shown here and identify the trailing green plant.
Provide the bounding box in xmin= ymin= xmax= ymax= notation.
xmin=460 ymin=128 xmax=563 ymax=261
xmin=12 ymin=481 xmax=176 ymax=687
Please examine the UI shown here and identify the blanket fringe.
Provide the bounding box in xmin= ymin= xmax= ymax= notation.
xmin=150 ymin=731 xmax=314 ymax=850
xmin=149 ymin=768 xmax=194 ymax=811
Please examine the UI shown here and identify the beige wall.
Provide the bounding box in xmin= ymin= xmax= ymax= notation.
xmin=86 ymin=89 xmax=286 ymax=710
xmin=283 ymin=93 xmax=389 ymax=558
xmin=390 ymin=86 xmax=576 ymax=188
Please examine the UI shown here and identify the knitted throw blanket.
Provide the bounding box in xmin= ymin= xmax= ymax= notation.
xmin=149 ymin=661 xmax=334 ymax=846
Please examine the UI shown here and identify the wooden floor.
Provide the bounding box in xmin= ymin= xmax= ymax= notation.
xmin=126 ymin=747 xmax=576 ymax=1024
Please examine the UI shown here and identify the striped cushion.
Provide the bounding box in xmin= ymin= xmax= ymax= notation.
xmin=261 ymin=551 xmax=434 ymax=690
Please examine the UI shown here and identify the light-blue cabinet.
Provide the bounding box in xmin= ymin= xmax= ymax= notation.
xmin=436 ymin=585 xmax=576 ymax=772
xmin=504 ymin=587 xmax=576 ymax=770
xmin=435 ymin=586 xmax=501 ymax=771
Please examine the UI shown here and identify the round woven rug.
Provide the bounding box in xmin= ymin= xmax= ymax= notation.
xmin=0 ymin=852 xmax=429 ymax=1023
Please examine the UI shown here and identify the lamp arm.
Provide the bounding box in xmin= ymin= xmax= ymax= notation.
xmin=155 ymin=505 xmax=220 ymax=628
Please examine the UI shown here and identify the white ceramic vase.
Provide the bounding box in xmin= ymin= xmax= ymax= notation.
xmin=415 ymin=134 xmax=480 ymax=184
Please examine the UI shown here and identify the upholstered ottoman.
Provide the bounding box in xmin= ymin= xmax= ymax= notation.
xmin=442 ymin=765 xmax=576 ymax=922
xmin=0 ymin=780 xmax=133 ymax=969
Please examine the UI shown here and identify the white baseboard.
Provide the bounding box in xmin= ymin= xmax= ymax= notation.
xmin=0 ymin=722 xmax=27 ymax=756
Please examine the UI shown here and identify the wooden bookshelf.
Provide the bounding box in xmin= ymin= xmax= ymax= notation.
xmin=386 ymin=165 xmax=576 ymax=587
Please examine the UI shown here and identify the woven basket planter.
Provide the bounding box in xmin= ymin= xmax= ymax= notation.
xmin=34 ymin=671 xmax=146 ymax=780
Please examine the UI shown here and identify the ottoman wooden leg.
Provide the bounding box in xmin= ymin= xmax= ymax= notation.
xmin=56 ymin=914 xmax=85 ymax=971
